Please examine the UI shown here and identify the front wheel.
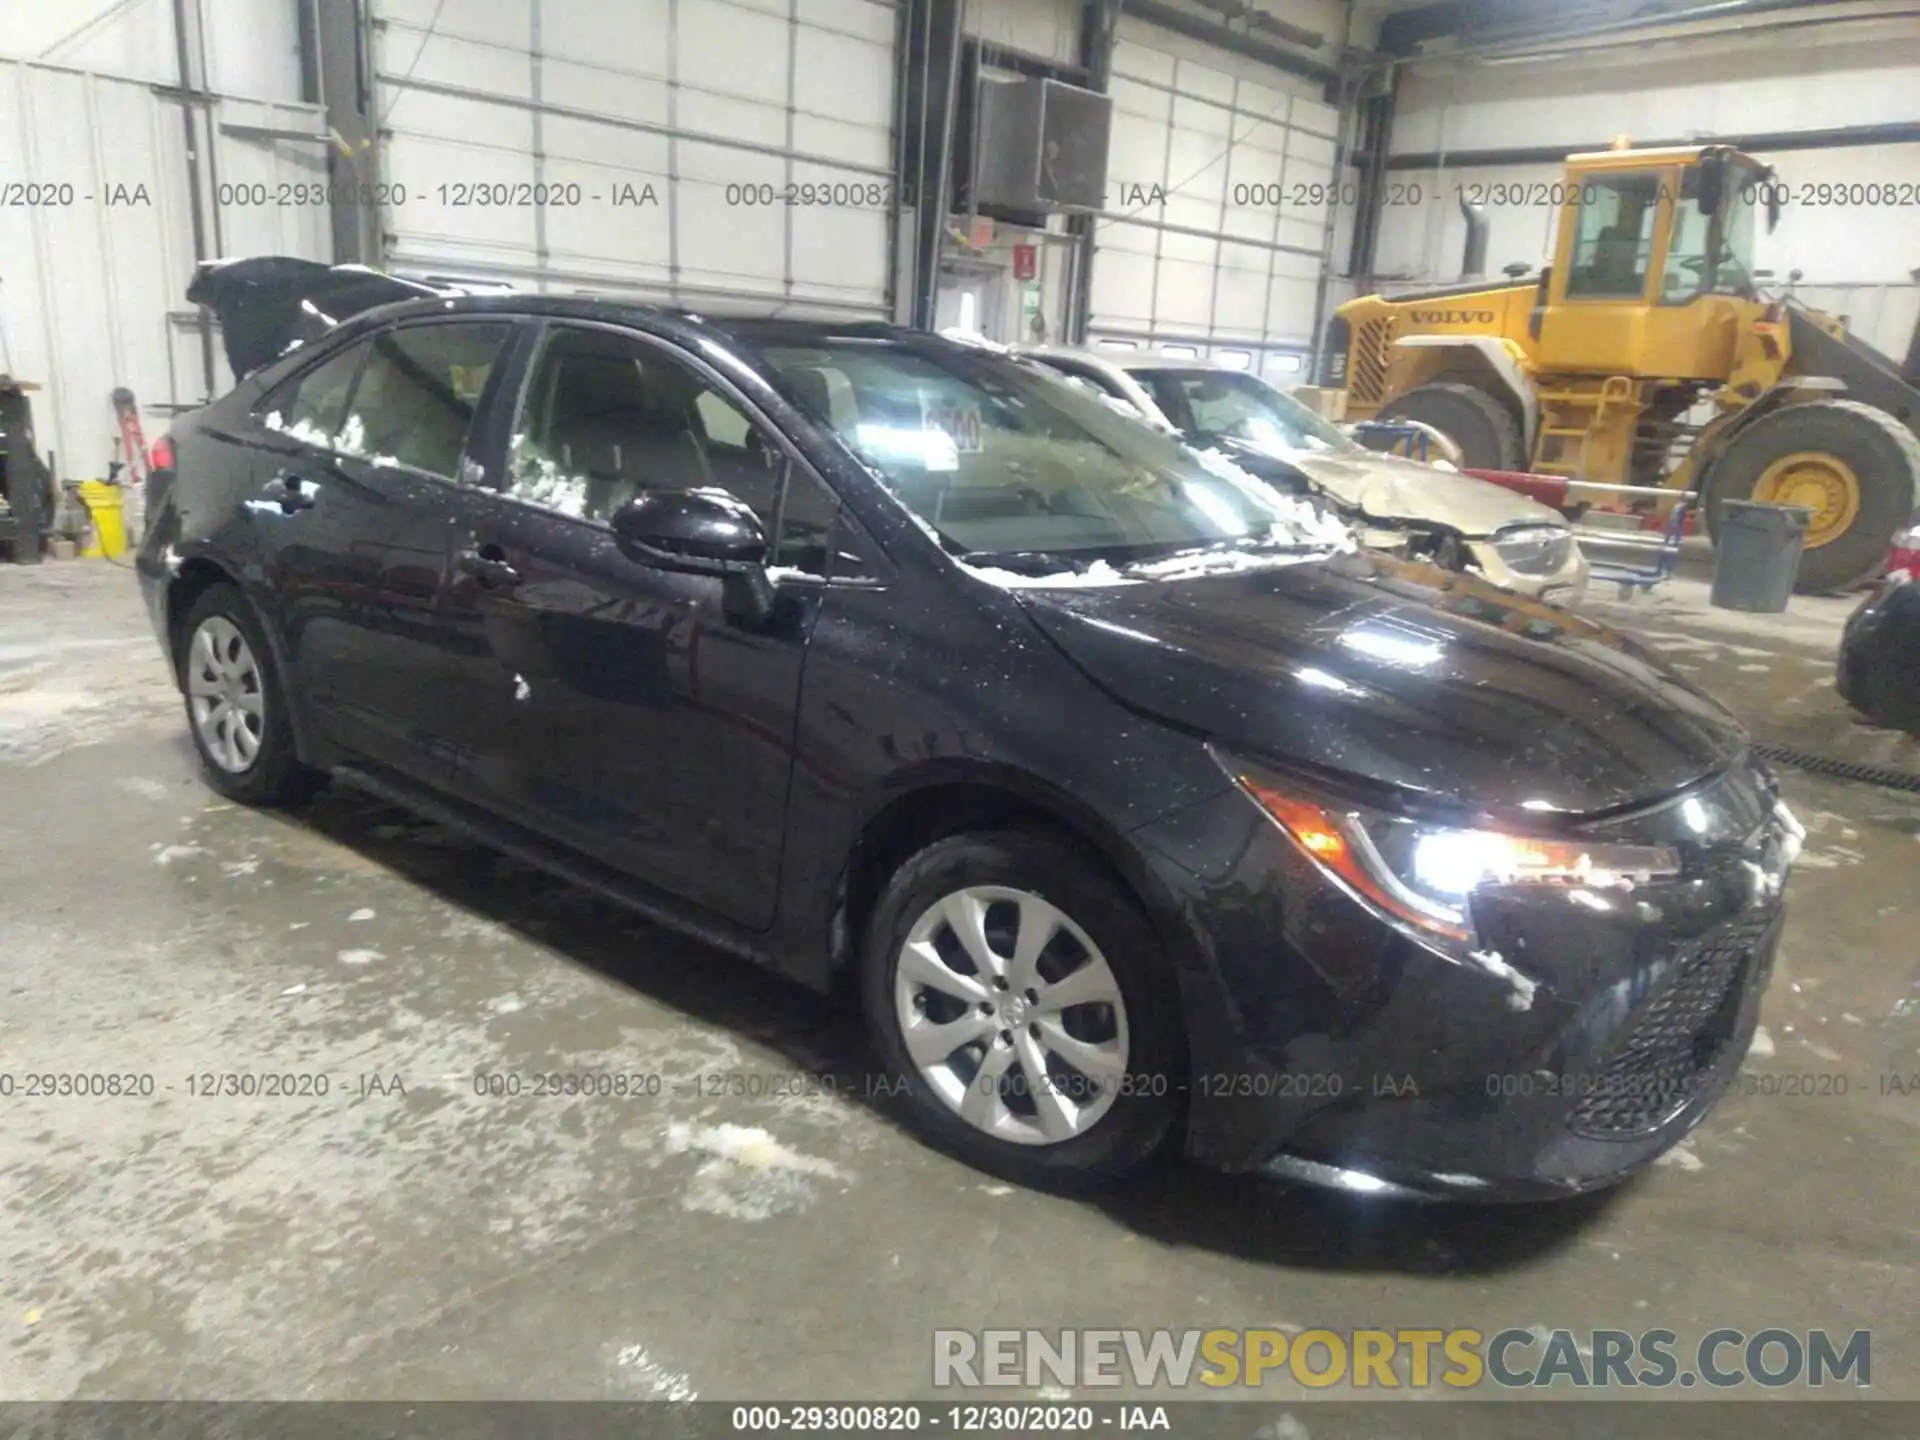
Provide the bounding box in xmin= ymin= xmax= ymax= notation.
xmin=860 ymin=830 xmax=1183 ymax=1190
xmin=1705 ymin=399 xmax=1920 ymax=593
xmin=1375 ymin=381 xmax=1523 ymax=471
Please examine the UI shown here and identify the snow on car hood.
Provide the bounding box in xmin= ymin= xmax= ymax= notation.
xmin=1261 ymin=444 xmax=1566 ymax=538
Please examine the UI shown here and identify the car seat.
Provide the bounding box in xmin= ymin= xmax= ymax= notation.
xmin=547 ymin=353 xmax=714 ymax=519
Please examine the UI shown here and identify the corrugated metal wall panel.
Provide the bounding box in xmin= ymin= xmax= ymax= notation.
xmin=374 ymin=0 xmax=899 ymax=317
xmin=0 ymin=60 xmax=326 ymax=480
xmin=1087 ymin=15 xmax=1336 ymax=367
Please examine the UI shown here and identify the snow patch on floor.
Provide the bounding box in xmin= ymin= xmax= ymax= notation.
xmin=664 ymin=1121 xmax=850 ymax=1221
xmin=1795 ymin=846 xmax=1865 ymax=869
xmin=615 ymin=1344 xmax=697 ymax=1401
xmin=336 ymin=948 xmax=384 ymax=966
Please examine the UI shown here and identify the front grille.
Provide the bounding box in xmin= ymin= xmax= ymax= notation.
xmin=1492 ymin=524 xmax=1575 ymax=576
xmin=1569 ymin=913 xmax=1776 ymax=1139
xmin=1350 ymin=319 xmax=1392 ymax=405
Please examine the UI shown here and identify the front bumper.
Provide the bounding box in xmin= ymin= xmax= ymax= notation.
xmin=1132 ymin=762 xmax=1791 ymax=1200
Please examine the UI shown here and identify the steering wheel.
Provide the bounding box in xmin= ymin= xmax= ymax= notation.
xmin=1678 ymin=244 xmax=1733 ymax=275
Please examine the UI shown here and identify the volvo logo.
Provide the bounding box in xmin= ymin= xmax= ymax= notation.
xmin=1410 ymin=309 xmax=1496 ymax=324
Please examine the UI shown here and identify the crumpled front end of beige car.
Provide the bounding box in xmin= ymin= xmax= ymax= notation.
xmin=1466 ymin=524 xmax=1591 ymax=604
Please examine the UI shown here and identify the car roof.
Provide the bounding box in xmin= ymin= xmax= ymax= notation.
xmin=1022 ymin=345 xmax=1230 ymax=376
xmin=329 ymin=291 xmax=926 ymax=349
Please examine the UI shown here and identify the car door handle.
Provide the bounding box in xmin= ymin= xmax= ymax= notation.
xmin=457 ymin=546 xmax=522 ymax=589
xmin=261 ymin=473 xmax=318 ymax=512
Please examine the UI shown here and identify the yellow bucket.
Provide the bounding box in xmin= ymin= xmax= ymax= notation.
xmin=78 ymin=481 xmax=128 ymax=559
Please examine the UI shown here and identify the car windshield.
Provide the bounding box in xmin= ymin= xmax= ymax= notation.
xmin=1130 ymin=368 xmax=1358 ymax=457
xmin=753 ymin=338 xmax=1345 ymax=571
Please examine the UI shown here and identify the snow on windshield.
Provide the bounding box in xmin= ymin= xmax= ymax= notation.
xmin=1187 ymin=446 xmax=1357 ymax=552
xmin=958 ymin=445 xmax=1355 ymax=589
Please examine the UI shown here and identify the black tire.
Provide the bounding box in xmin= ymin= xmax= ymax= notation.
xmin=176 ymin=583 xmax=322 ymax=806
xmin=1703 ymin=399 xmax=1920 ymax=594
xmin=859 ymin=830 xmax=1183 ymax=1190
xmin=1376 ymin=381 xmax=1523 ymax=471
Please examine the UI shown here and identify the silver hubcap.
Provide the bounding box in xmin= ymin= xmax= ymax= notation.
xmin=893 ymin=885 xmax=1130 ymax=1147
xmin=186 ymin=616 xmax=265 ymax=774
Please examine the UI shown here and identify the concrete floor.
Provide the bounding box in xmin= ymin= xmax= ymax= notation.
xmin=2 ymin=559 xmax=1917 ymax=1408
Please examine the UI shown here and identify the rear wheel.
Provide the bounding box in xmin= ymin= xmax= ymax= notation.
xmin=1375 ymin=381 xmax=1523 ymax=471
xmin=177 ymin=584 xmax=321 ymax=806
xmin=1704 ymin=399 xmax=1920 ymax=593
xmin=860 ymin=830 xmax=1182 ymax=1190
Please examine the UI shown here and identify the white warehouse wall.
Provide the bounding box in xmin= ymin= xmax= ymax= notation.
xmin=956 ymin=0 xmax=1350 ymax=376
xmin=373 ymin=0 xmax=899 ymax=316
xmin=0 ymin=0 xmax=324 ymax=484
xmin=1373 ymin=24 xmax=1920 ymax=359
xmin=1091 ymin=5 xmax=1345 ymax=368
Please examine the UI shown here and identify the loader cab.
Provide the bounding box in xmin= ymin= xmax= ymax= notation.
xmin=1538 ymin=147 xmax=1769 ymax=381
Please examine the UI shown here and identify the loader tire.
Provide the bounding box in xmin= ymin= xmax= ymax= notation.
xmin=1703 ymin=399 xmax=1920 ymax=594
xmin=1376 ymin=382 xmax=1523 ymax=472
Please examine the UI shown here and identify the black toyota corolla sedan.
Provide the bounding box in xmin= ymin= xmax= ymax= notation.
xmin=137 ymin=261 xmax=1803 ymax=1200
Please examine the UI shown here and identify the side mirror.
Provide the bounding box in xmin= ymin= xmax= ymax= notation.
xmin=612 ymin=488 xmax=767 ymax=570
xmin=610 ymin=489 xmax=774 ymax=623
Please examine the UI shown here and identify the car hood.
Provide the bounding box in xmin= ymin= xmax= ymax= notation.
xmin=1228 ymin=439 xmax=1565 ymax=537
xmin=186 ymin=256 xmax=451 ymax=380
xmin=1014 ymin=552 xmax=1744 ymax=817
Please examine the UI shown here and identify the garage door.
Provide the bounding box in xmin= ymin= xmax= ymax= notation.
xmin=371 ymin=0 xmax=898 ymax=316
xmin=1090 ymin=17 xmax=1339 ymax=365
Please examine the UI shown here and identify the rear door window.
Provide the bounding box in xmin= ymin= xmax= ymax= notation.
xmin=336 ymin=322 xmax=513 ymax=478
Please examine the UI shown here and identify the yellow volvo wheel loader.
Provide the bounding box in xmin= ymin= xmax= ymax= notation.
xmin=1326 ymin=143 xmax=1920 ymax=593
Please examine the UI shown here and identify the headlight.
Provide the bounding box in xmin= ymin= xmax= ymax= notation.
xmin=1218 ymin=753 xmax=1680 ymax=953
xmin=1489 ymin=524 xmax=1575 ymax=576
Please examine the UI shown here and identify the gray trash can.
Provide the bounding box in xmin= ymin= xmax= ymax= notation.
xmin=1710 ymin=500 xmax=1813 ymax=612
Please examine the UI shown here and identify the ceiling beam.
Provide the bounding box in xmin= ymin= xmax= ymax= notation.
xmin=1123 ymin=0 xmax=1341 ymax=85
xmin=1378 ymin=119 xmax=1920 ymax=170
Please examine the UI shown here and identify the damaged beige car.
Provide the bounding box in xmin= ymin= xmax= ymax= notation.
xmin=1018 ymin=347 xmax=1589 ymax=603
